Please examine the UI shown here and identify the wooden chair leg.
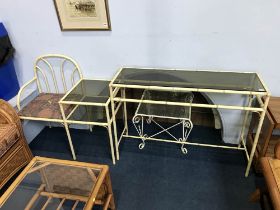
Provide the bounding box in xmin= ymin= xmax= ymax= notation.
xmin=249 ymin=188 xmax=261 ymax=202
xmin=104 ymin=172 xmax=116 ymax=210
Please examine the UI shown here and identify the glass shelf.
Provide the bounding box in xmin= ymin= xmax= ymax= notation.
xmin=63 ymin=79 xmax=110 ymax=103
xmin=61 ymin=79 xmax=111 ymax=123
xmin=136 ymin=90 xmax=193 ymax=119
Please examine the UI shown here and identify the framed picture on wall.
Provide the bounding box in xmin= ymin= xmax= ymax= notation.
xmin=54 ymin=0 xmax=111 ymax=30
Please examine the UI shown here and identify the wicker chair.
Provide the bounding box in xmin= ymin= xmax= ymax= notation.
xmin=0 ymin=99 xmax=33 ymax=189
xmin=17 ymin=54 xmax=83 ymax=160
xmin=259 ymin=142 xmax=280 ymax=210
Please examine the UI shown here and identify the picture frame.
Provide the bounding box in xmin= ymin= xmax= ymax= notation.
xmin=54 ymin=0 xmax=111 ymax=31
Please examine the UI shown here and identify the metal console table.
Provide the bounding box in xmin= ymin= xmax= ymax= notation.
xmin=109 ymin=67 xmax=270 ymax=177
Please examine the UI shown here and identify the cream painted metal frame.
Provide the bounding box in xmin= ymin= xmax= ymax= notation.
xmin=17 ymin=54 xmax=83 ymax=160
xmin=109 ymin=67 xmax=270 ymax=177
xmin=59 ymin=79 xmax=116 ymax=164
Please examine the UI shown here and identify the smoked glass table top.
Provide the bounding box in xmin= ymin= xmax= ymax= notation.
xmin=0 ymin=157 xmax=103 ymax=210
xmin=112 ymin=68 xmax=266 ymax=92
xmin=61 ymin=79 xmax=110 ymax=123
xmin=62 ymin=79 xmax=110 ymax=104
xmin=67 ymin=105 xmax=108 ymax=123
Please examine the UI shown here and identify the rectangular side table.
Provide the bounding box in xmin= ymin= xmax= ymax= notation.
xmin=59 ymin=79 xmax=116 ymax=164
xmin=0 ymin=156 xmax=116 ymax=210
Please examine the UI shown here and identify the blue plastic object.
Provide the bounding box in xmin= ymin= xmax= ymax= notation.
xmin=0 ymin=23 xmax=19 ymax=100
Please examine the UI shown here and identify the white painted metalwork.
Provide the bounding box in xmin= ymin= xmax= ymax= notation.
xmin=132 ymin=90 xmax=194 ymax=154
xmin=59 ymin=79 xmax=116 ymax=164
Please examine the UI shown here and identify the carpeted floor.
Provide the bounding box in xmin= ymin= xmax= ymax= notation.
xmin=27 ymin=124 xmax=262 ymax=210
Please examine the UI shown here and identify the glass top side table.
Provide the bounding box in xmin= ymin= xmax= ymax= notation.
xmin=0 ymin=156 xmax=116 ymax=210
xmin=59 ymin=79 xmax=116 ymax=164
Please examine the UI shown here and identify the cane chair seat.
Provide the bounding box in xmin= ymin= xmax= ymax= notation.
xmin=0 ymin=124 xmax=19 ymax=157
xmin=18 ymin=93 xmax=74 ymax=120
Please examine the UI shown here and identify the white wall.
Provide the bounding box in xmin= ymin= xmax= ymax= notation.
xmin=1 ymin=0 xmax=280 ymax=95
xmin=1 ymin=0 xmax=280 ymax=143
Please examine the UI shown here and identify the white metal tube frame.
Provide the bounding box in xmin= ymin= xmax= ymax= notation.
xmin=109 ymin=68 xmax=270 ymax=177
xmin=17 ymin=54 xmax=83 ymax=161
xmin=59 ymin=79 xmax=116 ymax=164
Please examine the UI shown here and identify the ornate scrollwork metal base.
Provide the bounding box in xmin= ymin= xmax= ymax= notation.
xmin=132 ymin=115 xmax=193 ymax=154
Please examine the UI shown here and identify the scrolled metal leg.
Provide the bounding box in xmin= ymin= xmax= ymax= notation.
xmin=181 ymin=147 xmax=188 ymax=154
xmin=139 ymin=142 xmax=145 ymax=150
xmin=132 ymin=115 xmax=142 ymax=136
xmin=180 ymin=119 xmax=193 ymax=155
xmin=179 ymin=137 xmax=188 ymax=155
xmin=133 ymin=115 xmax=149 ymax=150
xmin=139 ymin=134 xmax=148 ymax=150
